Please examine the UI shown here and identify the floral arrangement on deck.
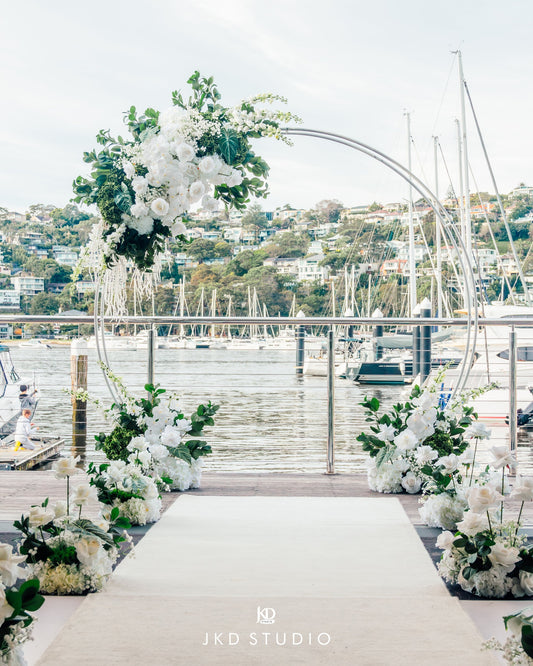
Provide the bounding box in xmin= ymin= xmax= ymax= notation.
xmin=87 ymin=460 xmax=161 ymax=526
xmin=73 ymin=71 xmax=301 ymax=273
xmin=437 ymin=446 xmax=533 ymax=599
xmin=357 ymin=379 xmax=495 ymax=530
xmin=14 ymin=456 xmax=131 ymax=595
xmin=0 ymin=543 xmax=44 ymax=666
xmin=484 ymin=607 xmax=533 ymax=664
xmin=93 ymin=369 xmax=218 ymax=492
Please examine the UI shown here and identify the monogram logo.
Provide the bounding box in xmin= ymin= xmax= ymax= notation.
xmin=256 ymin=607 xmax=276 ymax=624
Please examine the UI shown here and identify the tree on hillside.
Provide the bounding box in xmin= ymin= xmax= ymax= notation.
xmin=315 ymin=199 xmax=343 ymax=224
xmin=186 ymin=239 xmax=216 ymax=263
xmin=225 ymin=249 xmax=267 ymax=277
xmin=263 ymin=232 xmax=309 ymax=258
xmin=29 ymin=292 xmax=60 ymax=315
xmin=241 ymin=204 xmax=269 ymax=238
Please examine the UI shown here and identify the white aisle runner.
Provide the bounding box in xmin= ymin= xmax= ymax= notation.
xmin=38 ymin=497 xmax=495 ymax=665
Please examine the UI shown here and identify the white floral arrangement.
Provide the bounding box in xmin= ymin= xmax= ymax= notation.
xmin=358 ymin=383 xmax=478 ymax=492
xmin=437 ymin=447 xmax=533 ymax=598
xmin=0 ymin=543 xmax=44 ymax=666
xmin=93 ymin=369 xmax=218 ymax=492
xmin=73 ymin=71 xmax=301 ymax=274
xmin=14 ymin=456 xmax=132 ymax=596
xmin=484 ymin=608 xmax=533 ymax=664
xmin=87 ymin=460 xmax=161 ymax=526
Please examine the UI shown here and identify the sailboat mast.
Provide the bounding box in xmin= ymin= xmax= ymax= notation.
xmin=405 ymin=111 xmax=416 ymax=315
xmin=433 ymin=136 xmax=443 ymax=321
xmin=458 ymin=51 xmax=473 ymax=261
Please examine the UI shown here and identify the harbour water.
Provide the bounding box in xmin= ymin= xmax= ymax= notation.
xmin=8 ymin=343 xmax=533 ymax=474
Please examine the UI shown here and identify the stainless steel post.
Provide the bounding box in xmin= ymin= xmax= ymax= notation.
xmin=327 ymin=327 xmax=335 ymax=474
xmin=147 ymin=326 xmax=155 ymax=389
xmin=296 ymin=325 xmax=305 ymax=375
xmin=509 ymin=327 xmax=517 ymax=466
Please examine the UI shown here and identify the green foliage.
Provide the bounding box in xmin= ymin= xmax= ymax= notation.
xmin=95 ymin=425 xmax=139 ymax=462
xmin=1 ymin=577 xmax=44 ymax=651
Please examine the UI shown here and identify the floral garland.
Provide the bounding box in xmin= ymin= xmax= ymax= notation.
xmin=0 ymin=543 xmax=44 ymax=666
xmin=92 ymin=367 xmax=218 ymax=492
xmin=14 ymin=456 xmax=132 ymax=595
xmin=73 ymin=71 xmax=301 ymax=274
xmin=88 ymin=461 xmax=161 ymax=526
xmin=437 ymin=446 xmax=533 ymax=599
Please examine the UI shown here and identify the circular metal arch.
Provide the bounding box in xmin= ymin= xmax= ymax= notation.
xmin=281 ymin=126 xmax=477 ymax=395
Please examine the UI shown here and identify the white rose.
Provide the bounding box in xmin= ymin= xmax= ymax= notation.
xmin=188 ymin=181 xmax=206 ymax=203
xmin=171 ymin=220 xmax=187 ymax=237
xmin=393 ymin=429 xmax=418 ymax=451
xmin=28 ymin=506 xmax=54 ymax=528
xmin=488 ymin=542 xmax=521 ymax=573
xmin=161 ymin=426 xmax=182 ymax=448
xmin=467 ymin=485 xmax=504 ymax=513
xmin=414 ymin=445 xmax=438 ymax=465
xmin=52 ymin=455 xmax=80 ymax=479
xmin=401 ymin=472 xmax=422 ymax=494
xmin=72 ymin=483 xmax=98 ymax=507
xmin=226 ymin=171 xmax=243 ymax=187
xmin=511 ymin=477 xmax=533 ymax=502
xmin=127 ymin=437 xmax=148 ymax=453
xmin=198 ymin=156 xmax=216 ymax=175
xmin=456 ymin=511 xmax=488 ymax=536
xmin=131 ymin=176 xmax=148 ymax=195
xmin=130 ymin=202 xmax=149 ymax=218
xmin=465 ymin=422 xmax=492 ymax=440
xmin=436 ymin=531 xmax=455 ymax=550
xmin=150 ymin=198 xmax=170 ymax=218
xmin=123 ymin=162 xmax=135 ymax=179
xmin=438 ymin=454 xmax=459 ymax=474
xmin=176 ymin=144 xmax=195 ymax=162
xmin=137 ymin=450 xmax=152 ymax=467
xmin=201 ymin=194 xmax=219 ymax=212
xmin=459 ymin=449 xmax=475 ymax=465
xmin=53 ymin=501 xmax=67 ymax=519
xmin=490 ymin=445 xmax=517 ymax=471
xmin=518 ymin=572 xmax=533 ymax=597
xmin=0 ymin=544 xmax=26 ymax=586
xmin=75 ymin=538 xmax=101 ymax=566
xmin=0 ymin=587 xmax=13 ymax=624
xmin=376 ymin=424 xmax=396 ymax=442
xmin=506 ymin=608 xmax=533 ymax=638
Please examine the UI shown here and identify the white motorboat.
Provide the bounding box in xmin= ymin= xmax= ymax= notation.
xmin=86 ymin=333 xmax=136 ymax=350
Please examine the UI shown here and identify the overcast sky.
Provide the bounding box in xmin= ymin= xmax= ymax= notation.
xmin=2 ymin=0 xmax=532 ymax=214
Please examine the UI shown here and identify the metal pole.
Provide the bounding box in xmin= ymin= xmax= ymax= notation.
xmin=420 ymin=298 xmax=432 ymax=384
xmin=458 ymin=51 xmax=472 ymax=260
xmin=412 ymin=305 xmax=421 ymax=380
xmin=147 ymin=325 xmax=155 ymax=389
xmin=71 ymin=339 xmax=88 ymax=451
xmin=433 ymin=136 xmax=443 ymax=323
xmin=509 ymin=327 xmax=517 ymax=466
xmin=405 ymin=111 xmax=416 ymax=316
xmin=296 ymin=325 xmax=304 ymax=375
xmin=327 ymin=327 xmax=335 ymax=474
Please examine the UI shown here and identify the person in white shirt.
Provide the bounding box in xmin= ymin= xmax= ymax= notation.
xmin=14 ymin=408 xmax=39 ymax=451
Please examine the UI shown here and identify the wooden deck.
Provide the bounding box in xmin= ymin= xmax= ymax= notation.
xmin=0 ymin=437 xmax=63 ymax=470
xmin=1 ymin=470 xmax=533 ymax=527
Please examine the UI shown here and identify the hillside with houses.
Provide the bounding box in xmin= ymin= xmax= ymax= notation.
xmin=0 ymin=185 xmax=531 ymax=337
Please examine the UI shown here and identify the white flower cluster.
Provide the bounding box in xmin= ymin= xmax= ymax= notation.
xmin=31 ymin=529 xmax=118 ymax=595
xmin=97 ymin=460 xmax=161 ymax=526
xmin=106 ymin=106 xmax=245 ymax=258
xmin=124 ymin=395 xmax=204 ymax=492
xmin=418 ymin=492 xmax=467 ymax=531
xmin=436 ymin=470 xmax=533 ymax=598
xmin=484 ymin=636 xmax=533 ymax=666
xmin=0 ymin=544 xmax=34 ymax=666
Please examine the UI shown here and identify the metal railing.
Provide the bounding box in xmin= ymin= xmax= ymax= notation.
xmin=2 ymin=314 xmax=531 ymax=473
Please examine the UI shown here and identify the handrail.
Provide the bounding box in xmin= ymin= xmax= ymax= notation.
xmin=1 ymin=315 xmax=533 ymax=327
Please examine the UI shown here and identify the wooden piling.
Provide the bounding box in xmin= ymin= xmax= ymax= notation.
xmin=71 ymin=339 xmax=88 ymax=448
